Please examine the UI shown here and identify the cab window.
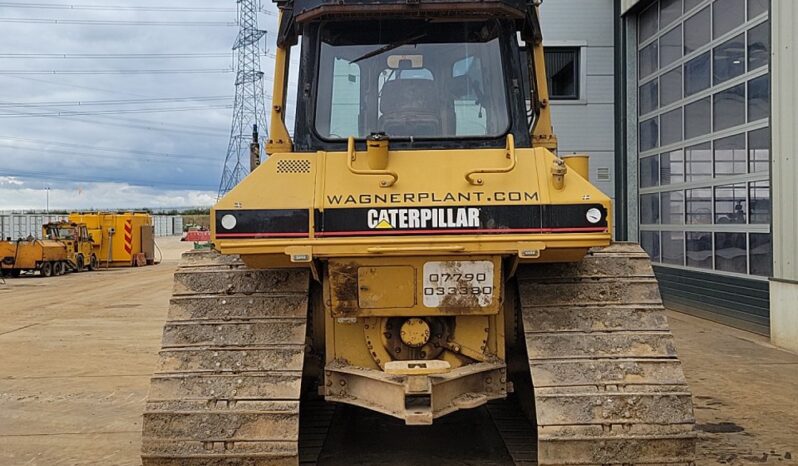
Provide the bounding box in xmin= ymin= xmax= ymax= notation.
xmin=315 ymin=20 xmax=510 ymax=140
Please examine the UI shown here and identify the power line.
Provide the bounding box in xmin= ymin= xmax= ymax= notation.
xmin=0 ymin=78 xmax=233 ymax=136
xmin=0 ymin=104 xmax=233 ymax=117
xmin=0 ymin=65 xmax=290 ymax=83
xmin=0 ymin=106 xmax=231 ymax=136
xmin=20 ymin=110 xmax=230 ymax=136
xmin=0 ymin=136 xmax=221 ymax=161
xmin=1 ymin=73 xmax=150 ymax=98
xmin=0 ymin=70 xmax=292 ymax=83
xmin=0 ymin=143 xmax=212 ymax=166
xmin=90 ymin=114 xmax=230 ymax=135
xmin=0 ymin=169 xmax=216 ymax=190
xmin=0 ymin=46 xmax=278 ymax=138
xmin=0 ymin=94 xmax=293 ymax=109
xmin=0 ymin=95 xmax=232 ymax=107
xmin=0 ymin=2 xmax=235 ymax=12
xmin=0 ymin=18 xmax=237 ymax=26
xmin=0 ymin=52 xmax=232 ymax=59
xmin=0 ymin=51 xmax=296 ymax=72
xmin=0 ymin=78 xmax=291 ymax=136
xmin=0 ymin=68 xmax=233 ymax=75
xmin=52 ymin=116 xmax=230 ymax=137
xmin=0 ymin=81 xmax=290 ymax=146
xmin=0 ymin=58 xmax=282 ymax=138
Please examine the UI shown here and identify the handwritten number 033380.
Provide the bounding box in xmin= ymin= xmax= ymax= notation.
xmin=423 ymin=272 xmax=493 ymax=296
xmin=422 ymin=261 xmax=495 ymax=308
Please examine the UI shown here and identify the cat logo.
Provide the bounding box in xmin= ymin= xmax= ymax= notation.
xmin=367 ymin=208 xmax=481 ymax=230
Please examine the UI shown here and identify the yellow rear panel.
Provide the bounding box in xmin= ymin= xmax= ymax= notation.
xmin=213 ymin=146 xmax=611 ymax=262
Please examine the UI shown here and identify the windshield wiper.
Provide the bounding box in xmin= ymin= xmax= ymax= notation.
xmin=351 ymin=33 xmax=427 ymax=64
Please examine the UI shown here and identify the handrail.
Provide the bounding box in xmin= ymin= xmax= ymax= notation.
xmin=346 ymin=137 xmax=399 ymax=187
xmin=465 ymin=134 xmax=517 ymax=186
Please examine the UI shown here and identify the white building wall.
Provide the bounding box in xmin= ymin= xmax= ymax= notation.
xmin=770 ymin=0 xmax=798 ymax=353
xmin=0 ymin=213 xmax=183 ymax=240
xmin=540 ymin=0 xmax=617 ymax=198
xmin=0 ymin=214 xmax=67 ymax=240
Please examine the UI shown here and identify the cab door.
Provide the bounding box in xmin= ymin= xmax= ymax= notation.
xmin=79 ymin=226 xmax=93 ymax=257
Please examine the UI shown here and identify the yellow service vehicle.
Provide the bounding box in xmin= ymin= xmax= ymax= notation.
xmin=0 ymin=238 xmax=67 ymax=278
xmin=43 ymin=222 xmax=98 ymax=272
xmin=0 ymin=222 xmax=98 ymax=277
xmin=143 ymin=0 xmax=697 ymax=464
xmin=0 ymin=222 xmax=97 ymax=278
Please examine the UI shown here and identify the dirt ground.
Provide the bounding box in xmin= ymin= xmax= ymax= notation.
xmin=0 ymin=236 xmax=186 ymax=466
xmin=668 ymin=312 xmax=798 ymax=464
xmin=0 ymin=238 xmax=796 ymax=465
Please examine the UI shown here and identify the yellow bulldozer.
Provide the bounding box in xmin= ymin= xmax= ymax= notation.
xmin=142 ymin=0 xmax=697 ymax=464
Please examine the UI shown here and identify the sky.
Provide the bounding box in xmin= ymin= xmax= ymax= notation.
xmin=0 ymin=1 xmax=284 ymax=211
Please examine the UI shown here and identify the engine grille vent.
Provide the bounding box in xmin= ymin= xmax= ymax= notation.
xmin=277 ymin=159 xmax=311 ymax=174
xmin=596 ymin=167 xmax=611 ymax=181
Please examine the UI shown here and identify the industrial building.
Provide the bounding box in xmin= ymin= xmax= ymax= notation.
xmin=542 ymin=0 xmax=796 ymax=352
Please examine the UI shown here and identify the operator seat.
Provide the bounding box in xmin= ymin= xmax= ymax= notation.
xmin=379 ymin=78 xmax=442 ymax=137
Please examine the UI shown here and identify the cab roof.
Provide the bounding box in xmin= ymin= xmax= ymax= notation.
xmin=274 ymin=0 xmax=539 ymax=46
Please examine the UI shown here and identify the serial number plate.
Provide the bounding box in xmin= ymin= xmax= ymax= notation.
xmin=422 ymin=261 xmax=494 ymax=308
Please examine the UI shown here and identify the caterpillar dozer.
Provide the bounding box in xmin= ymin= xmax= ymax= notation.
xmin=142 ymin=0 xmax=697 ymax=464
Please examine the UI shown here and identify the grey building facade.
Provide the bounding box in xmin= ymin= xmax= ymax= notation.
xmin=540 ymin=0 xmax=617 ymax=197
xmin=542 ymin=0 xmax=798 ymax=351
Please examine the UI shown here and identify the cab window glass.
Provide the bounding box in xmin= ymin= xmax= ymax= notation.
xmin=451 ymin=56 xmax=487 ymax=135
xmin=315 ymin=20 xmax=510 ymax=140
xmin=328 ymin=58 xmax=360 ymax=138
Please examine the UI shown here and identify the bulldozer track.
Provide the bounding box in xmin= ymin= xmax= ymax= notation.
xmin=298 ymin=399 xmax=336 ymax=465
xmin=517 ymin=243 xmax=697 ymax=465
xmin=142 ymin=244 xmax=695 ymax=465
xmin=487 ymin=397 xmax=539 ymax=465
xmin=142 ymin=250 xmax=310 ymax=465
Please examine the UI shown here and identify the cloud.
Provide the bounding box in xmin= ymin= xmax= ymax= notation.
xmin=0 ymin=176 xmax=24 ymax=186
xmin=0 ymin=182 xmax=215 ymax=210
xmin=0 ymin=2 xmax=282 ymax=210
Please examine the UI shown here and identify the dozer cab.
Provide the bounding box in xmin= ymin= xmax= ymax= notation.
xmin=142 ymin=0 xmax=697 ymax=464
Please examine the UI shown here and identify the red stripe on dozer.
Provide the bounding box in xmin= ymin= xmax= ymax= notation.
xmin=216 ymin=227 xmax=607 ymax=239
xmin=315 ymin=227 xmax=608 ymax=237
xmin=216 ymin=232 xmax=308 ymax=238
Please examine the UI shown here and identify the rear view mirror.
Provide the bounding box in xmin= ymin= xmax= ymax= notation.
xmin=387 ymin=54 xmax=423 ymax=70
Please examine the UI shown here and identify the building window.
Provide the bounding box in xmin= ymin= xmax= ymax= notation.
xmin=747 ymin=21 xmax=769 ymax=71
xmin=636 ymin=0 xmax=771 ymax=279
xmin=685 ymin=6 xmax=711 ymax=54
xmin=687 ymin=231 xmax=713 ymax=269
xmin=545 ymin=47 xmax=580 ymax=100
xmin=713 ymin=0 xmax=745 ymax=39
